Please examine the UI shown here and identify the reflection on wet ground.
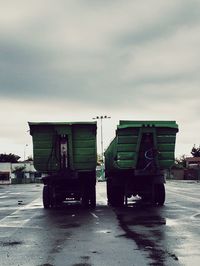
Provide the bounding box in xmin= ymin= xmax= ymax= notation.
xmin=1 ymin=182 xmax=200 ymax=266
xmin=114 ymin=200 xmax=179 ymax=266
xmin=43 ymin=199 xmax=181 ymax=265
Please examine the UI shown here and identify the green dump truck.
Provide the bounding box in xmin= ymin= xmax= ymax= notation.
xmin=29 ymin=122 xmax=97 ymax=208
xmin=105 ymin=120 xmax=178 ymax=206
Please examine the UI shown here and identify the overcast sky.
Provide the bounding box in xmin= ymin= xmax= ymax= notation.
xmin=0 ymin=0 xmax=199 ymax=160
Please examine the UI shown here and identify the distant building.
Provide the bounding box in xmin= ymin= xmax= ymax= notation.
xmin=0 ymin=160 xmax=37 ymax=184
xmin=170 ymin=166 xmax=185 ymax=180
xmin=185 ymin=157 xmax=200 ymax=169
xmin=169 ymin=157 xmax=200 ymax=180
xmin=0 ymin=162 xmax=12 ymax=184
xmin=184 ymin=157 xmax=200 ymax=180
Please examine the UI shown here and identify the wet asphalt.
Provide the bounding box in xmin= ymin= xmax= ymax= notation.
xmin=0 ymin=180 xmax=199 ymax=266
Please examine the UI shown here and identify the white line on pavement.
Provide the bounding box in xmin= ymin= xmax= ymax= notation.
xmin=90 ymin=212 xmax=99 ymax=219
xmin=167 ymin=188 xmax=200 ymax=203
xmin=0 ymin=196 xmax=8 ymax=199
xmin=0 ymin=197 xmax=42 ymax=230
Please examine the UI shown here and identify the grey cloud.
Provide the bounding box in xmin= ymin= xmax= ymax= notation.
xmin=0 ymin=40 xmax=198 ymax=110
xmin=116 ymin=1 xmax=200 ymax=46
xmin=123 ymin=69 xmax=199 ymax=89
xmin=0 ymin=0 xmax=199 ymax=159
xmin=0 ymin=0 xmax=199 ymax=110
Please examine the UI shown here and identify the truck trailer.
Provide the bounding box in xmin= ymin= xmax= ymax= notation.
xmin=105 ymin=120 xmax=178 ymax=206
xmin=29 ymin=122 xmax=97 ymax=208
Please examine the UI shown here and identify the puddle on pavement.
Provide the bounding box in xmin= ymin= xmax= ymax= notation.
xmin=60 ymin=223 xmax=80 ymax=229
xmin=0 ymin=240 xmax=23 ymax=246
xmin=72 ymin=263 xmax=92 ymax=266
xmin=116 ymin=215 xmax=166 ymax=227
xmin=116 ymin=211 xmax=179 ymax=265
xmin=80 ymin=256 xmax=90 ymax=260
xmin=91 ymin=250 xmax=101 ymax=254
xmin=37 ymin=263 xmax=54 ymax=266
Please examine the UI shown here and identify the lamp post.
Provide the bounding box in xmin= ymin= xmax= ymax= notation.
xmin=92 ymin=115 xmax=111 ymax=163
xmin=24 ymin=144 xmax=28 ymax=161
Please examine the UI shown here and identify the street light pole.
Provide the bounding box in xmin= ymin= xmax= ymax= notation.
xmin=93 ymin=115 xmax=111 ymax=163
xmin=24 ymin=144 xmax=28 ymax=161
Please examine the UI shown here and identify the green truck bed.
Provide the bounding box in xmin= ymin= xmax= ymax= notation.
xmin=105 ymin=120 xmax=179 ymax=173
xmin=29 ymin=122 xmax=97 ymax=173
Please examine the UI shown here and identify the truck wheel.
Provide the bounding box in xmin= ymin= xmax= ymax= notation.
xmin=108 ymin=186 xmax=117 ymax=206
xmin=106 ymin=181 xmax=112 ymax=205
xmin=110 ymin=187 xmax=124 ymax=207
xmin=116 ymin=187 xmax=124 ymax=207
xmin=43 ymin=185 xmax=50 ymax=209
xmin=154 ymin=184 xmax=165 ymax=206
xmin=90 ymin=185 xmax=96 ymax=209
xmin=108 ymin=190 xmax=114 ymax=206
xmin=82 ymin=187 xmax=89 ymax=208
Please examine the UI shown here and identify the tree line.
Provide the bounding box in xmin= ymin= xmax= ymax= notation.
xmin=0 ymin=145 xmax=199 ymax=165
xmin=0 ymin=153 xmax=33 ymax=163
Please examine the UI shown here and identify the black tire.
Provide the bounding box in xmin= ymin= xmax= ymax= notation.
xmin=107 ymin=181 xmax=112 ymax=204
xmin=107 ymin=185 xmax=116 ymax=206
xmin=90 ymin=185 xmax=96 ymax=209
xmin=141 ymin=194 xmax=151 ymax=203
xmin=43 ymin=185 xmax=50 ymax=209
xmin=153 ymin=184 xmax=165 ymax=206
xmin=109 ymin=186 xmax=124 ymax=207
xmin=116 ymin=187 xmax=125 ymax=207
xmin=82 ymin=187 xmax=89 ymax=208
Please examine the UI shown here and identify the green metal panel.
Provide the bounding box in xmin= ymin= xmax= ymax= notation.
xmin=157 ymin=136 xmax=176 ymax=143
xmin=104 ymin=120 xmax=178 ymax=173
xmin=117 ymin=144 xmax=137 ymax=152
xmin=117 ymin=152 xmax=135 ymax=160
xmin=29 ymin=122 xmax=97 ymax=173
xmin=114 ymin=160 xmax=134 ymax=169
xmin=119 ymin=120 xmax=178 ymax=129
xmin=117 ymin=136 xmax=138 ymax=144
xmin=72 ymin=124 xmax=97 ymax=170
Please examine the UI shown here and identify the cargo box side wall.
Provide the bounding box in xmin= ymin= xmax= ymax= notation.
xmin=31 ymin=125 xmax=60 ymax=173
xmin=156 ymin=127 xmax=177 ymax=168
xmin=104 ymin=138 xmax=117 ymax=176
xmin=72 ymin=124 xmax=97 ymax=171
xmin=30 ymin=123 xmax=97 ymax=173
xmin=116 ymin=127 xmax=178 ymax=170
xmin=115 ymin=127 xmax=140 ymax=170
xmin=105 ymin=120 xmax=178 ymax=206
xmin=105 ymin=122 xmax=178 ymax=176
